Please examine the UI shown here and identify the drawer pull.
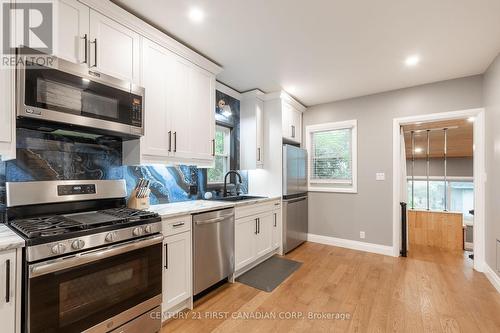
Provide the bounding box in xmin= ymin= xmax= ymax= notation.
xmin=172 ymin=222 xmax=185 ymax=227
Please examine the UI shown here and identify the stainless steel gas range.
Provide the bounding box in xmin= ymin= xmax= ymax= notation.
xmin=4 ymin=180 xmax=162 ymax=333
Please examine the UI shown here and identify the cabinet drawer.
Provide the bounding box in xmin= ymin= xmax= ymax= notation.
xmin=235 ymin=200 xmax=281 ymax=220
xmin=162 ymin=215 xmax=192 ymax=237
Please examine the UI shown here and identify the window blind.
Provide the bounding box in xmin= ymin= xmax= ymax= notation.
xmin=311 ymin=128 xmax=352 ymax=182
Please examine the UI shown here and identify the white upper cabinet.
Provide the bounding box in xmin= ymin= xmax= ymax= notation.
xmin=282 ymin=100 xmax=303 ymax=144
xmin=170 ymin=58 xmax=215 ymax=163
xmin=138 ymin=39 xmax=172 ymax=159
xmin=89 ymin=10 xmax=140 ymax=84
xmin=123 ymin=38 xmax=215 ymax=166
xmin=240 ymin=90 xmax=265 ymax=169
xmin=0 ymin=67 xmax=15 ymax=161
xmin=54 ymin=0 xmax=89 ymax=64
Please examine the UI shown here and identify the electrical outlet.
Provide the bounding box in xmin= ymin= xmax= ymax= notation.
xmin=376 ymin=172 xmax=385 ymax=181
xmin=360 ymin=231 xmax=365 ymax=239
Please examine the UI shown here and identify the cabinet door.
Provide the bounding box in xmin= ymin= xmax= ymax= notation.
xmin=168 ymin=56 xmax=191 ymax=161
xmin=271 ymin=209 xmax=281 ymax=250
xmin=235 ymin=217 xmax=257 ymax=270
xmin=282 ymin=101 xmax=293 ymax=141
xmin=255 ymin=212 xmax=273 ymax=257
xmin=188 ymin=65 xmax=215 ymax=161
xmin=0 ymin=250 xmax=16 ymax=333
xmin=162 ymin=231 xmax=192 ymax=313
xmin=89 ymin=10 xmax=140 ymax=84
xmin=255 ymin=98 xmax=264 ymax=166
xmin=0 ymin=66 xmax=15 ymax=160
xmin=290 ymin=108 xmax=302 ymax=143
xmin=170 ymin=58 xmax=215 ymax=163
xmin=54 ymin=0 xmax=89 ymax=64
xmin=140 ymin=39 xmax=172 ymax=158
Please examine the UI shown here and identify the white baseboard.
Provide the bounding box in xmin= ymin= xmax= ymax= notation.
xmin=484 ymin=264 xmax=500 ymax=293
xmin=307 ymin=233 xmax=394 ymax=257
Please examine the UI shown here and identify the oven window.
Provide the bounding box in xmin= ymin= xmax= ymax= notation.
xmin=29 ymin=242 xmax=162 ymax=333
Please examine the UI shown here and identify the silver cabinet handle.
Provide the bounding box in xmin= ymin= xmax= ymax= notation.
xmin=173 ymin=132 xmax=177 ymax=152
xmin=5 ymin=259 xmax=10 ymax=303
xmin=291 ymin=125 xmax=295 ymax=138
xmin=257 ymin=147 xmax=261 ymax=161
xmin=90 ymin=38 xmax=97 ymax=67
xmin=255 ymin=219 xmax=258 ymax=235
xmin=274 ymin=213 xmax=277 ymax=227
xmin=212 ymin=139 xmax=216 ymax=156
xmin=172 ymin=222 xmax=185 ymax=227
xmin=81 ymin=34 xmax=88 ymax=64
xmin=168 ymin=131 xmax=172 ymax=152
xmin=164 ymin=243 xmax=168 ymax=269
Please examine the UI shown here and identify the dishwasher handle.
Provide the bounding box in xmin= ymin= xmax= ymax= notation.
xmin=195 ymin=216 xmax=228 ymax=225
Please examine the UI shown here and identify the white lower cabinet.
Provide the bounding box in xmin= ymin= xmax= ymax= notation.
xmin=255 ymin=212 xmax=273 ymax=257
xmin=161 ymin=216 xmax=192 ymax=320
xmin=235 ymin=216 xmax=258 ymax=270
xmin=271 ymin=208 xmax=281 ymax=251
xmin=0 ymin=249 xmax=19 ymax=333
xmin=234 ymin=200 xmax=281 ymax=273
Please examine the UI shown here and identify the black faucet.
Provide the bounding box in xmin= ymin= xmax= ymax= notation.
xmin=223 ymin=171 xmax=242 ymax=197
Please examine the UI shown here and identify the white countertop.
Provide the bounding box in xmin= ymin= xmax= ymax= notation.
xmin=0 ymin=224 xmax=25 ymax=251
xmin=150 ymin=196 xmax=281 ymax=218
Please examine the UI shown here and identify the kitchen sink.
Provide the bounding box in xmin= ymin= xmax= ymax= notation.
xmin=215 ymin=195 xmax=266 ymax=202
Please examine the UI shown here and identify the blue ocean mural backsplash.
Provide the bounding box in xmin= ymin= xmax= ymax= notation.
xmin=0 ymin=89 xmax=247 ymax=207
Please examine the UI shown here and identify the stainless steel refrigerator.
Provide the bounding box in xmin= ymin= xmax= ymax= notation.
xmin=282 ymin=144 xmax=308 ymax=253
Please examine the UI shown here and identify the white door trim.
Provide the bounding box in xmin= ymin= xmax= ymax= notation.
xmin=392 ymin=108 xmax=486 ymax=271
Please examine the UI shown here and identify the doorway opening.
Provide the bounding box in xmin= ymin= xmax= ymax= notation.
xmin=403 ymin=119 xmax=474 ymax=261
xmin=392 ymin=109 xmax=485 ymax=272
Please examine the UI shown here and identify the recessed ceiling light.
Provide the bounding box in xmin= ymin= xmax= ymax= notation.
xmin=404 ymin=55 xmax=420 ymax=67
xmin=467 ymin=117 xmax=475 ymax=123
xmin=414 ymin=147 xmax=423 ymax=153
xmin=188 ymin=7 xmax=204 ymax=23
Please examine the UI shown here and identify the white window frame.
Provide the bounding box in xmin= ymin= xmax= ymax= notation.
xmin=305 ymin=119 xmax=358 ymax=193
xmin=208 ymin=125 xmax=231 ymax=184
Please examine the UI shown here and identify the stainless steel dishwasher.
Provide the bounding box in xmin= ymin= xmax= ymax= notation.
xmin=193 ymin=208 xmax=235 ymax=295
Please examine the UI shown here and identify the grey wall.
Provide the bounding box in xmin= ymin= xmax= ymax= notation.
xmin=406 ymin=157 xmax=473 ymax=178
xmin=484 ymin=53 xmax=500 ymax=276
xmin=304 ymin=75 xmax=483 ymax=246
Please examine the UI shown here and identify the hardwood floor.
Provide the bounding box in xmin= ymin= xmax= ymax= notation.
xmin=162 ymin=242 xmax=500 ymax=333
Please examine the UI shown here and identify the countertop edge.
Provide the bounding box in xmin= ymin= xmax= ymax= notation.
xmin=151 ymin=196 xmax=282 ymax=218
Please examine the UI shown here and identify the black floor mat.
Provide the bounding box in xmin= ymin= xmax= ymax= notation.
xmin=236 ymin=255 xmax=302 ymax=292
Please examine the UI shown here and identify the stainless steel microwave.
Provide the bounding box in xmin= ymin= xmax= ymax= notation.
xmin=16 ymin=56 xmax=145 ymax=138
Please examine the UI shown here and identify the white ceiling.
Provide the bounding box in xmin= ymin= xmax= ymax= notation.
xmin=114 ymin=0 xmax=500 ymax=106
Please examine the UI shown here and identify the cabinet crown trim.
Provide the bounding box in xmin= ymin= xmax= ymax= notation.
xmin=79 ymin=0 xmax=223 ymax=75
xmin=264 ymin=91 xmax=306 ymax=111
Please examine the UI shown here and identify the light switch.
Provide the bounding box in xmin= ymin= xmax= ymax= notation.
xmin=376 ymin=172 xmax=385 ymax=181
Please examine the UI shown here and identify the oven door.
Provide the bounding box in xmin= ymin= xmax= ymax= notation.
xmin=17 ymin=57 xmax=144 ymax=137
xmin=27 ymin=235 xmax=162 ymax=333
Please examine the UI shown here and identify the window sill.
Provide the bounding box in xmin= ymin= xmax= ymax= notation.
xmin=308 ymin=186 xmax=358 ymax=194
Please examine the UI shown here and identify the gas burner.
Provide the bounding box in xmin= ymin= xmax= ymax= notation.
xmin=10 ymin=215 xmax=85 ymax=238
xmin=101 ymin=208 xmax=158 ymax=220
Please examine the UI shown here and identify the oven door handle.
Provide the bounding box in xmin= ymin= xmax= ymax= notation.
xmin=29 ymin=234 xmax=164 ymax=278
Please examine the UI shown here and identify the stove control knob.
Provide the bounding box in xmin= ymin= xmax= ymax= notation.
xmin=105 ymin=232 xmax=117 ymax=242
xmin=144 ymin=225 xmax=153 ymax=234
xmin=51 ymin=243 xmax=66 ymax=255
xmin=132 ymin=227 xmax=143 ymax=236
xmin=71 ymin=239 xmax=85 ymax=250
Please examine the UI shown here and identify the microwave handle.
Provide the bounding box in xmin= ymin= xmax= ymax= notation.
xmin=29 ymin=234 xmax=163 ymax=278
